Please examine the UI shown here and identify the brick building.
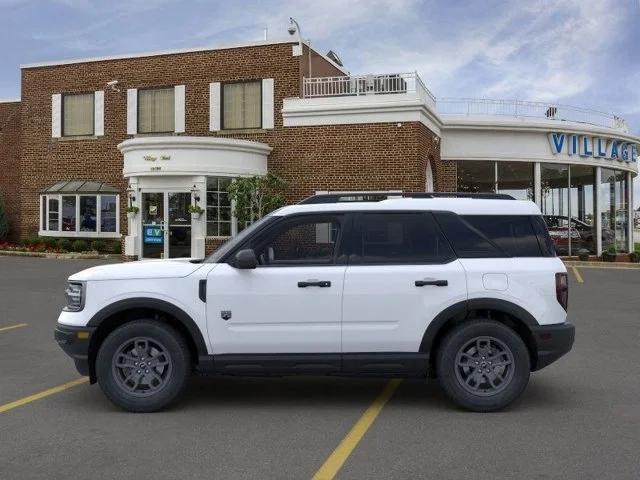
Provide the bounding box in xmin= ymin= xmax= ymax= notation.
xmin=0 ymin=38 xmax=638 ymax=258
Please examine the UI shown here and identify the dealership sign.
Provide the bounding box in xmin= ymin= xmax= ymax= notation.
xmin=548 ymin=132 xmax=638 ymax=162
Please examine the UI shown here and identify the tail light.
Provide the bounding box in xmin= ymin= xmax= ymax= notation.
xmin=555 ymin=273 xmax=568 ymax=311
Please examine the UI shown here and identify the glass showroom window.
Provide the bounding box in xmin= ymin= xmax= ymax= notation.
xmin=223 ymin=81 xmax=261 ymax=130
xmin=541 ymin=164 xmax=570 ymax=255
xmin=456 ymin=161 xmax=496 ymax=192
xmin=206 ymin=177 xmax=233 ymax=237
xmin=63 ymin=93 xmax=94 ymax=136
xmin=569 ymin=165 xmax=597 ymax=255
xmin=138 ymin=88 xmax=175 ymax=133
xmin=40 ymin=194 xmax=119 ymax=237
xmin=601 ymin=168 xmax=629 ymax=253
xmin=497 ymin=162 xmax=534 ymax=201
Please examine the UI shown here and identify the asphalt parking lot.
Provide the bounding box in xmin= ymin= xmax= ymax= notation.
xmin=1 ymin=257 xmax=639 ymax=480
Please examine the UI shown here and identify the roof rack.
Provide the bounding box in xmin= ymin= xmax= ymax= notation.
xmin=298 ymin=191 xmax=515 ymax=204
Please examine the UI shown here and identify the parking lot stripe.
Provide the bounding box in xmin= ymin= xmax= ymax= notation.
xmin=571 ymin=266 xmax=584 ymax=283
xmin=312 ymin=379 xmax=402 ymax=480
xmin=0 ymin=323 xmax=28 ymax=333
xmin=0 ymin=377 xmax=88 ymax=414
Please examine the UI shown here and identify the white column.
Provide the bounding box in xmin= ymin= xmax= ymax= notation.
xmin=628 ymin=171 xmax=633 ymax=253
xmin=191 ymin=176 xmax=207 ymax=260
xmin=534 ymin=162 xmax=541 ymax=206
xmin=595 ymin=167 xmax=602 ymax=256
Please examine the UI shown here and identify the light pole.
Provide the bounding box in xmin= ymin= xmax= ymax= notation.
xmin=288 ymin=17 xmax=312 ymax=87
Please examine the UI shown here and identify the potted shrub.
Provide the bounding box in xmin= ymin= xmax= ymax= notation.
xmin=577 ymin=248 xmax=590 ymax=261
xmin=187 ymin=204 xmax=204 ymax=219
xmin=126 ymin=206 xmax=139 ymax=220
xmin=602 ymin=246 xmax=617 ymax=262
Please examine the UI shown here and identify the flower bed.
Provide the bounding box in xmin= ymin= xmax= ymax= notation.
xmin=0 ymin=237 xmax=121 ymax=255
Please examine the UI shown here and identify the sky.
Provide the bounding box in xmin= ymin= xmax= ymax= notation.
xmin=1 ymin=0 xmax=639 ymax=201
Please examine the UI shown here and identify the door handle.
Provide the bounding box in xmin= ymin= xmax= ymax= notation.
xmin=298 ymin=280 xmax=331 ymax=288
xmin=415 ymin=279 xmax=448 ymax=287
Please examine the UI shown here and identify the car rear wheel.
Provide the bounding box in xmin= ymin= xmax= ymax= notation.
xmin=436 ymin=319 xmax=530 ymax=412
xmin=96 ymin=320 xmax=191 ymax=412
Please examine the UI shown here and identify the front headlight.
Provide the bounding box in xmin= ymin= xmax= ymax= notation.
xmin=63 ymin=282 xmax=85 ymax=312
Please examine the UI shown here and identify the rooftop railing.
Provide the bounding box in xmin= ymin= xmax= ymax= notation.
xmin=301 ymin=74 xmax=628 ymax=133
xmin=436 ymin=98 xmax=629 ymax=132
xmin=302 ymin=72 xmax=436 ymax=108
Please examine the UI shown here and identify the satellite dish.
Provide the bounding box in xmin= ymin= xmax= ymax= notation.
xmin=326 ymin=50 xmax=343 ymax=67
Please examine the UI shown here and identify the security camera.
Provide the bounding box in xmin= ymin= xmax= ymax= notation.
xmin=106 ymin=80 xmax=120 ymax=92
xmin=287 ymin=24 xmax=297 ymax=35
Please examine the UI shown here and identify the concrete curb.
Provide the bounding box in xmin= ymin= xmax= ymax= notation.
xmin=0 ymin=250 xmax=119 ymax=260
xmin=563 ymin=260 xmax=640 ymax=269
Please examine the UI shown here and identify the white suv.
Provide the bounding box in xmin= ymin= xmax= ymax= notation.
xmin=55 ymin=193 xmax=574 ymax=412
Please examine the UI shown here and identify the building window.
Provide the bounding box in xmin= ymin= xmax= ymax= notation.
xmin=63 ymin=93 xmax=94 ymax=136
xmin=40 ymin=194 xmax=119 ymax=237
xmin=223 ymin=81 xmax=261 ymax=130
xmin=569 ymin=165 xmax=596 ymax=255
xmin=497 ymin=162 xmax=534 ymax=201
xmin=601 ymin=168 xmax=629 ymax=253
xmin=456 ymin=161 xmax=495 ymax=192
xmin=206 ymin=177 xmax=232 ymax=237
xmin=138 ymin=88 xmax=175 ymax=133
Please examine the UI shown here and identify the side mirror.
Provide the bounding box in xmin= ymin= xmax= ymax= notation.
xmin=234 ymin=249 xmax=258 ymax=269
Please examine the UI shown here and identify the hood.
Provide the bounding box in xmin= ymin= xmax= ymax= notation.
xmin=69 ymin=258 xmax=205 ymax=281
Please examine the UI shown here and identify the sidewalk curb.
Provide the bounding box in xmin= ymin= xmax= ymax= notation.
xmin=563 ymin=260 xmax=640 ymax=269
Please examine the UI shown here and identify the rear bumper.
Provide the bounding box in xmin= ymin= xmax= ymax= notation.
xmin=531 ymin=322 xmax=575 ymax=371
xmin=54 ymin=324 xmax=95 ymax=376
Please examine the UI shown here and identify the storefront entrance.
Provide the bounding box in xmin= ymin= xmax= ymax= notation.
xmin=141 ymin=192 xmax=192 ymax=259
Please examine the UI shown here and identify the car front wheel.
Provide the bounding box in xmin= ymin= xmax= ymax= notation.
xmin=96 ymin=320 xmax=191 ymax=412
xmin=436 ymin=319 xmax=530 ymax=412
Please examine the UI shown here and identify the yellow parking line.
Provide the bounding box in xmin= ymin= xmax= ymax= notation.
xmin=571 ymin=266 xmax=584 ymax=283
xmin=0 ymin=323 xmax=28 ymax=333
xmin=0 ymin=377 xmax=89 ymax=414
xmin=312 ymin=379 xmax=402 ymax=480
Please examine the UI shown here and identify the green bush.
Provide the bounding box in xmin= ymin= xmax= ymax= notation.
xmin=40 ymin=237 xmax=58 ymax=248
xmin=22 ymin=235 xmax=40 ymax=247
xmin=57 ymin=238 xmax=72 ymax=251
xmin=90 ymin=240 xmax=107 ymax=252
xmin=112 ymin=241 xmax=122 ymax=254
xmin=71 ymin=239 xmax=88 ymax=252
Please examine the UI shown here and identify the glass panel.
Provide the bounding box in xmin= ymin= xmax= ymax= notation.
xmin=569 ymin=165 xmax=596 ymax=255
xmin=48 ymin=197 xmax=59 ymax=231
xmin=41 ymin=196 xmax=46 ymax=231
xmin=354 ymin=213 xmax=454 ymax=264
xmin=541 ymin=164 xmax=569 ymax=255
xmin=61 ymin=196 xmax=76 ymax=232
xmin=497 ymin=162 xmax=534 ymax=200
xmin=462 ymin=215 xmax=541 ymax=257
xmin=100 ymin=195 xmax=117 ymax=233
xmin=142 ymin=192 xmax=165 ymax=259
xmin=138 ymin=88 xmax=175 ymax=133
xmin=63 ymin=93 xmax=94 ymax=136
xmin=79 ymin=196 xmax=97 ymax=232
xmin=457 ymin=161 xmax=495 ymax=193
xmin=600 ymin=168 xmax=616 ymax=253
xmin=223 ymin=81 xmax=261 ymax=129
xmin=206 ymin=176 xmax=233 ymax=237
xmin=168 ymin=193 xmax=191 ymax=259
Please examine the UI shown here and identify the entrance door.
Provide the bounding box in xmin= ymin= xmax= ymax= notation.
xmin=141 ymin=192 xmax=192 ymax=259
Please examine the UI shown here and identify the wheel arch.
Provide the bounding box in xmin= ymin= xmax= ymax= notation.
xmin=86 ymin=298 xmax=208 ymax=383
xmin=420 ymin=298 xmax=539 ymax=371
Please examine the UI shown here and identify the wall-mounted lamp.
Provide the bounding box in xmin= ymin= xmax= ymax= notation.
xmin=126 ymin=186 xmax=136 ymax=203
xmin=191 ymin=185 xmax=201 ymax=203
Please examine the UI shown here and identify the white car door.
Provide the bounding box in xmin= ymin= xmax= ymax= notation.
xmin=342 ymin=212 xmax=467 ymax=353
xmin=206 ymin=213 xmax=347 ymax=355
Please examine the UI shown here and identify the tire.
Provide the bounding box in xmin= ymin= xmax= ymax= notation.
xmin=436 ymin=319 xmax=530 ymax=412
xmin=96 ymin=320 xmax=191 ymax=412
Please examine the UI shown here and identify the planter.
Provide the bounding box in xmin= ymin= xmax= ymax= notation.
xmin=127 ymin=212 xmax=137 ymax=220
xmin=629 ymin=252 xmax=640 ymax=263
xmin=191 ymin=212 xmax=202 ymax=220
xmin=602 ymin=252 xmax=617 ymax=262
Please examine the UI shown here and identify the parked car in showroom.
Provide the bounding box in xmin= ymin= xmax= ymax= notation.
xmin=55 ymin=192 xmax=574 ymax=412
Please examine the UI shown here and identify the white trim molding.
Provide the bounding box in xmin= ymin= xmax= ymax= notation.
xmin=174 ymin=85 xmax=186 ymax=133
xmin=51 ymin=94 xmax=62 ymax=138
xmin=209 ymin=82 xmax=221 ymax=131
xmin=94 ymin=90 xmax=105 ymax=136
xmin=126 ymin=89 xmax=137 ymax=135
xmin=262 ymin=78 xmax=275 ymax=129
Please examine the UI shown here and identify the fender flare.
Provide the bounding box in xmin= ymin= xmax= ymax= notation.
xmin=419 ymin=298 xmax=538 ymax=353
xmin=87 ymin=298 xmax=208 ymax=357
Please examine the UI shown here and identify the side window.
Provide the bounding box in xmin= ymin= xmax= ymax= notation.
xmin=434 ymin=212 xmax=504 ymax=258
xmin=352 ymin=213 xmax=455 ymax=264
xmin=462 ymin=215 xmax=542 ymax=257
xmin=253 ymin=216 xmax=342 ymax=266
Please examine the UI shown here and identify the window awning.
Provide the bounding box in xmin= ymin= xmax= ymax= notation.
xmin=41 ymin=180 xmax=119 ymax=194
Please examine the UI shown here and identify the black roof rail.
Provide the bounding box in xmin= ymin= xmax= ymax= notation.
xmin=298 ymin=192 xmax=515 ymax=204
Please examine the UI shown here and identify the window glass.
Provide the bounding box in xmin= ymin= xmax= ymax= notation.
xmin=569 ymin=165 xmax=596 ymax=254
xmin=255 ymin=216 xmax=341 ymax=265
xmin=101 ymin=195 xmax=117 ymax=233
xmin=497 ymin=162 xmax=534 ymax=200
xmin=353 ymin=213 xmax=454 ymax=264
xmin=206 ymin=177 xmax=233 ymax=236
xmin=434 ymin=212 xmax=503 ymax=258
xmin=63 ymin=93 xmax=94 ymax=136
xmin=601 ymin=168 xmax=629 ymax=253
xmin=48 ymin=197 xmax=59 ymax=231
xmin=223 ymin=81 xmax=261 ymax=129
xmin=79 ymin=196 xmax=97 ymax=232
xmin=541 ymin=164 xmax=569 ymax=255
xmin=61 ymin=196 xmax=76 ymax=232
xmin=462 ymin=215 xmax=541 ymax=257
xmin=138 ymin=88 xmax=175 ymax=133
xmin=457 ymin=161 xmax=495 ymax=193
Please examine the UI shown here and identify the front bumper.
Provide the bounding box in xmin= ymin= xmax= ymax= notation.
xmin=531 ymin=322 xmax=575 ymax=371
xmin=54 ymin=324 xmax=95 ymax=376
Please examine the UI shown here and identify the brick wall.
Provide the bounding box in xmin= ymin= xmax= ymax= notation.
xmin=0 ymin=101 xmax=21 ymax=239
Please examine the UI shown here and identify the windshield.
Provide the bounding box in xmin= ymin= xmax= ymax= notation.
xmin=205 ymin=215 xmax=275 ymax=263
